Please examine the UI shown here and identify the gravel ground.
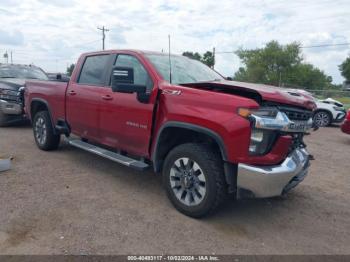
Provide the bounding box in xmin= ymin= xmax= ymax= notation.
xmin=0 ymin=124 xmax=349 ymax=255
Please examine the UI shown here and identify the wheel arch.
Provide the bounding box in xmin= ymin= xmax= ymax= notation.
xmin=152 ymin=121 xmax=228 ymax=173
xmin=30 ymin=98 xmax=56 ymax=132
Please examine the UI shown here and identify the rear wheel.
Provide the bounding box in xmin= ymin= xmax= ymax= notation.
xmin=313 ymin=110 xmax=331 ymax=127
xmin=33 ymin=111 xmax=60 ymax=150
xmin=163 ymin=143 xmax=227 ymax=218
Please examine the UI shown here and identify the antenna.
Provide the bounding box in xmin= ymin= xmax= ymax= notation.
xmin=168 ymin=34 xmax=172 ymax=84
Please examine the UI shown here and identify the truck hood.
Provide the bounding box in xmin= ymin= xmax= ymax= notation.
xmin=0 ymin=78 xmax=25 ymax=91
xmin=181 ymin=80 xmax=316 ymax=111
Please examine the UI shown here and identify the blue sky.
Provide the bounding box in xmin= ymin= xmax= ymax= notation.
xmin=0 ymin=0 xmax=349 ymax=84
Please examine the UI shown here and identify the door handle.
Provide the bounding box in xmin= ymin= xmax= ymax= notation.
xmin=68 ymin=90 xmax=76 ymax=95
xmin=101 ymin=95 xmax=113 ymax=101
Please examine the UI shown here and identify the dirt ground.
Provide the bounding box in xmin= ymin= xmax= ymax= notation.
xmin=0 ymin=124 xmax=349 ymax=255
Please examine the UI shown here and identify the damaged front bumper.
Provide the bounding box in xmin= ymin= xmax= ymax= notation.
xmin=237 ymin=148 xmax=310 ymax=198
xmin=0 ymin=99 xmax=23 ymax=115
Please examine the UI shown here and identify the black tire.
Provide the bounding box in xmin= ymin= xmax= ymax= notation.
xmin=162 ymin=143 xmax=227 ymax=218
xmin=33 ymin=111 xmax=60 ymax=151
xmin=313 ymin=110 xmax=332 ymax=127
xmin=0 ymin=111 xmax=9 ymax=127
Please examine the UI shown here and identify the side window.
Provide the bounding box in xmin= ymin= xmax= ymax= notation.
xmin=78 ymin=55 xmax=110 ymax=85
xmin=114 ymin=54 xmax=153 ymax=93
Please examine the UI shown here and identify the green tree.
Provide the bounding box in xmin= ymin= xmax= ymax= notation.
xmin=182 ymin=51 xmax=202 ymax=61
xmin=201 ymin=51 xmax=215 ymax=68
xmin=339 ymin=56 xmax=350 ymax=82
xmin=234 ymin=41 xmax=332 ymax=90
xmin=286 ymin=63 xmax=332 ymax=89
xmin=66 ymin=63 xmax=75 ymax=76
xmin=182 ymin=51 xmax=215 ymax=68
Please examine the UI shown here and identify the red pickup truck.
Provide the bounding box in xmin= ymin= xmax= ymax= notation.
xmin=24 ymin=50 xmax=316 ymax=217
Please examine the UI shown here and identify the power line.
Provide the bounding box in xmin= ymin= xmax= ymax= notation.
xmin=97 ymin=26 xmax=109 ymax=50
xmin=215 ymin=42 xmax=350 ymax=54
xmin=300 ymin=43 xmax=350 ymax=48
xmin=215 ymin=51 xmax=236 ymax=54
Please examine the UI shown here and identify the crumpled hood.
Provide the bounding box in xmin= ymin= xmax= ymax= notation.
xmin=181 ymin=80 xmax=317 ymax=111
xmin=0 ymin=78 xmax=25 ymax=91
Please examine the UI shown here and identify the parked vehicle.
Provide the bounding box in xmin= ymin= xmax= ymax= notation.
xmin=47 ymin=72 xmax=70 ymax=82
xmin=24 ymin=50 xmax=316 ymax=217
xmin=287 ymin=90 xmax=346 ymax=127
xmin=0 ymin=63 xmax=48 ymax=126
xmin=341 ymin=110 xmax=350 ymax=134
xmin=314 ymin=98 xmax=346 ymax=127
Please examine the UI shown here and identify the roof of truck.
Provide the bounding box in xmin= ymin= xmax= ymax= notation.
xmin=0 ymin=63 xmax=42 ymax=68
xmin=81 ymin=49 xmax=182 ymax=57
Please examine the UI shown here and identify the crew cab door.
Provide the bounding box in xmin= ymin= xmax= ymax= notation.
xmin=66 ymin=54 xmax=113 ymax=141
xmin=98 ymin=54 xmax=156 ymax=157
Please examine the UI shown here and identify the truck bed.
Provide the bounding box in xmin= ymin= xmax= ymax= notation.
xmin=24 ymin=79 xmax=68 ymax=122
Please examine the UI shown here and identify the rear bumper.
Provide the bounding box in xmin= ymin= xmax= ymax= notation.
xmin=237 ymin=148 xmax=310 ymax=198
xmin=0 ymin=99 xmax=22 ymax=115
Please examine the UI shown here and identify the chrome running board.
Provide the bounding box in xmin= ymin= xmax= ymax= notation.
xmin=66 ymin=138 xmax=149 ymax=171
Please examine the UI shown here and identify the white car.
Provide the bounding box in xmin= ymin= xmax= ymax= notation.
xmin=314 ymin=98 xmax=347 ymax=127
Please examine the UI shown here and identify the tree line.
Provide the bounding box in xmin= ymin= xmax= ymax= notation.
xmin=182 ymin=41 xmax=350 ymax=90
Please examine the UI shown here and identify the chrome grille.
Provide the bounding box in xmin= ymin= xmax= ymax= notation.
xmin=278 ymin=106 xmax=312 ymax=121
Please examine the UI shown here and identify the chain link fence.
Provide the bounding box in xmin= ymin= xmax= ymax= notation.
xmin=306 ymin=90 xmax=350 ymax=109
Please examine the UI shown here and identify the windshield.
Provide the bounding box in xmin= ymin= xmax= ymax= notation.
xmin=146 ymin=54 xmax=223 ymax=84
xmin=0 ymin=66 xmax=48 ymax=80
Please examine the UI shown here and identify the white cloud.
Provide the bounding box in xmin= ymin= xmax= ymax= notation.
xmin=0 ymin=0 xmax=349 ymax=83
xmin=0 ymin=29 xmax=24 ymax=45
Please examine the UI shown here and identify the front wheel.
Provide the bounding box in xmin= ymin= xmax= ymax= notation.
xmin=33 ymin=111 xmax=60 ymax=151
xmin=163 ymin=143 xmax=227 ymax=218
xmin=313 ymin=111 xmax=331 ymax=127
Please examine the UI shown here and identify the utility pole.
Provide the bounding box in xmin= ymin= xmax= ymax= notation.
xmin=10 ymin=51 xmax=13 ymax=64
xmin=97 ymin=26 xmax=109 ymax=50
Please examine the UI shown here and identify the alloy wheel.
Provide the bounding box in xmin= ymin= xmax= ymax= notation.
xmin=35 ymin=117 xmax=47 ymax=145
xmin=314 ymin=112 xmax=330 ymax=127
xmin=169 ymin=157 xmax=207 ymax=206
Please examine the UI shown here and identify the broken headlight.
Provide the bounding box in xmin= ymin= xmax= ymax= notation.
xmin=249 ymin=129 xmax=277 ymax=155
xmin=0 ymin=88 xmax=20 ymax=102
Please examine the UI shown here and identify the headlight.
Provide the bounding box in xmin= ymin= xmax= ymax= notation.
xmin=251 ymin=129 xmax=264 ymax=142
xmin=0 ymin=88 xmax=20 ymax=101
xmin=238 ymin=107 xmax=278 ymax=118
xmin=333 ymin=106 xmax=344 ymax=111
xmin=249 ymin=129 xmax=277 ymax=155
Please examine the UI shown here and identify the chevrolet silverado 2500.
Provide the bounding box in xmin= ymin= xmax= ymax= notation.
xmin=24 ymin=50 xmax=316 ymax=217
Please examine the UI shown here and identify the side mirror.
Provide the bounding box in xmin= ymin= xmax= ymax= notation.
xmin=111 ymin=66 xmax=146 ymax=94
xmin=226 ymin=76 xmax=233 ymax=81
xmin=56 ymin=74 xmax=62 ymax=80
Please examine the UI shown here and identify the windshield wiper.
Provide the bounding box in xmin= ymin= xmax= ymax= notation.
xmin=0 ymin=76 xmax=16 ymax=78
